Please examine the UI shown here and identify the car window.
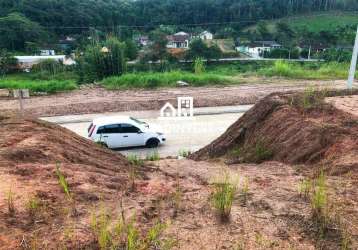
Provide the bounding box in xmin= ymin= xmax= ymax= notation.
xmin=121 ymin=123 xmax=140 ymax=133
xmin=97 ymin=124 xmax=121 ymax=134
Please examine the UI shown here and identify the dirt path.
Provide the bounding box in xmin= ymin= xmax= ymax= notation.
xmin=0 ymin=78 xmax=348 ymax=117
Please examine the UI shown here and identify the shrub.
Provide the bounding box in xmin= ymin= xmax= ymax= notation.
xmin=194 ymin=57 xmax=205 ymax=74
xmin=211 ymin=173 xmax=237 ymax=222
xmin=0 ymin=50 xmax=18 ymax=76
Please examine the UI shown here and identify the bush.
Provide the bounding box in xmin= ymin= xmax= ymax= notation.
xmin=102 ymin=71 xmax=232 ymax=89
xmin=0 ymin=50 xmax=18 ymax=76
xmin=194 ymin=57 xmax=205 ymax=74
xmin=32 ymin=59 xmax=64 ymax=75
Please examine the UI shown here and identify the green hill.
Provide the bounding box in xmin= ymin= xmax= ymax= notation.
xmin=246 ymin=11 xmax=358 ymax=33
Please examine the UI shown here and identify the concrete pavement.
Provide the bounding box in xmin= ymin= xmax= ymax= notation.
xmin=41 ymin=105 xmax=251 ymax=158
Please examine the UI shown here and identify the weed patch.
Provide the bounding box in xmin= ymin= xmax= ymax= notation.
xmin=6 ymin=188 xmax=15 ymax=216
xmin=146 ymin=151 xmax=160 ymax=161
xmin=0 ymin=79 xmax=77 ymax=94
xmin=90 ymin=205 xmax=175 ymax=250
xmin=102 ymin=71 xmax=232 ymax=89
xmin=211 ymin=173 xmax=238 ymax=222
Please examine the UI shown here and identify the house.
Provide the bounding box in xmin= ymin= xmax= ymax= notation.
xmin=15 ymin=55 xmax=75 ymax=70
xmin=199 ymin=31 xmax=213 ymax=40
xmin=167 ymin=32 xmax=190 ymax=49
xmin=40 ymin=49 xmax=56 ymax=56
xmin=236 ymin=41 xmax=282 ymax=58
xmin=137 ymin=36 xmax=150 ymax=46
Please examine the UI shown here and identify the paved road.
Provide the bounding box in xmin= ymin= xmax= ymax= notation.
xmin=42 ymin=106 xmax=249 ymax=158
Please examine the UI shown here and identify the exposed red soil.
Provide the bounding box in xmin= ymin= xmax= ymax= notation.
xmin=0 ymin=79 xmax=348 ymax=117
xmin=1 ymin=89 xmax=358 ymax=249
xmin=190 ymin=90 xmax=358 ymax=176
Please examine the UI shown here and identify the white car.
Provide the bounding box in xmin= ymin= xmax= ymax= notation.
xmin=88 ymin=116 xmax=166 ymax=149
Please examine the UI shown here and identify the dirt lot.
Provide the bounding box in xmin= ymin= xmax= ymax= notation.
xmin=1 ymin=90 xmax=358 ymax=249
xmin=0 ymin=78 xmax=349 ymax=117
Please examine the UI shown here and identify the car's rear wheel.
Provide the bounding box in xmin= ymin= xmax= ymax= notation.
xmin=146 ymin=138 xmax=160 ymax=148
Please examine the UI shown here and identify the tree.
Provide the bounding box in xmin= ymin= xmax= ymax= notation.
xmin=257 ymin=21 xmax=271 ymax=40
xmin=77 ymin=37 xmax=126 ymax=82
xmin=0 ymin=50 xmax=18 ymax=77
xmin=186 ymin=39 xmax=208 ymax=59
xmin=187 ymin=39 xmax=222 ymax=61
xmin=146 ymin=30 xmax=169 ymax=62
xmin=125 ymin=40 xmax=139 ymax=61
xmin=275 ymin=22 xmax=297 ymax=59
xmin=0 ymin=13 xmax=47 ymax=51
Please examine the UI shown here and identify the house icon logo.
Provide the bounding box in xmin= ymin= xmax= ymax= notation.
xmin=159 ymin=97 xmax=194 ymax=120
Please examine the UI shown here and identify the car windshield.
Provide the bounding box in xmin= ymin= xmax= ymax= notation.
xmin=129 ymin=117 xmax=146 ymax=125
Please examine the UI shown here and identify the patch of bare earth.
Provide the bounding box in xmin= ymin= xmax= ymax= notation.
xmin=0 ymin=79 xmax=348 ymax=117
xmin=1 ymin=89 xmax=358 ymax=249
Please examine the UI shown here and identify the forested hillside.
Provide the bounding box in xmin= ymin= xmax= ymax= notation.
xmin=0 ymin=0 xmax=357 ymax=32
xmin=0 ymin=0 xmax=357 ymax=52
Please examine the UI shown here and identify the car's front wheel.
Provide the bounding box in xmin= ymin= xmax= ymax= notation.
xmin=146 ymin=138 xmax=160 ymax=148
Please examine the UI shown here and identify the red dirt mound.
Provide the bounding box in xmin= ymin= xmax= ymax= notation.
xmin=0 ymin=114 xmax=132 ymax=249
xmin=190 ymin=90 xmax=358 ymax=175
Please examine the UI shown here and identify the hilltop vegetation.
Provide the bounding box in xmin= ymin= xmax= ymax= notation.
xmin=246 ymin=11 xmax=358 ymax=33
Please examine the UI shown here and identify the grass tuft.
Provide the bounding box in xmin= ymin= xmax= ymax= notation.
xmin=178 ymin=149 xmax=191 ymax=158
xmin=211 ymin=173 xmax=238 ymax=222
xmin=146 ymin=151 xmax=160 ymax=161
xmin=55 ymin=163 xmax=71 ymax=199
xmin=6 ymin=188 xmax=15 ymax=216
xmin=253 ymin=140 xmax=273 ymax=163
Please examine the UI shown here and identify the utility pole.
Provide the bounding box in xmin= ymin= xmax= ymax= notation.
xmin=348 ymin=25 xmax=358 ymax=89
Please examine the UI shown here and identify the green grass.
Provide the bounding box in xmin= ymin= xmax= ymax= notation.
xmin=258 ymin=60 xmax=353 ymax=80
xmin=102 ymin=71 xmax=233 ymax=89
xmin=211 ymin=173 xmax=238 ymax=222
xmin=0 ymin=78 xmax=77 ymax=93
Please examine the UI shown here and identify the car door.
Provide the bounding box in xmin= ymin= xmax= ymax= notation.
xmin=96 ymin=124 xmax=122 ymax=148
xmin=119 ymin=123 xmax=145 ymax=147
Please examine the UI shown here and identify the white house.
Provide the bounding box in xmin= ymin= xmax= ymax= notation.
xmin=199 ymin=31 xmax=213 ymax=40
xmin=167 ymin=32 xmax=190 ymax=49
xmin=236 ymin=41 xmax=282 ymax=58
xmin=15 ymin=55 xmax=76 ymax=69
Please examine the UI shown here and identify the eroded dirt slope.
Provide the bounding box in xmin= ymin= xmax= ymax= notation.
xmin=190 ymin=90 xmax=358 ymax=175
